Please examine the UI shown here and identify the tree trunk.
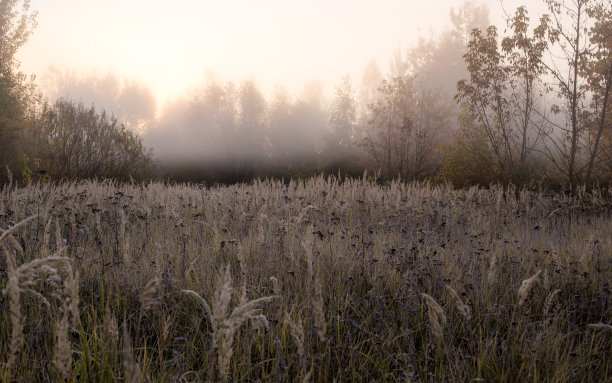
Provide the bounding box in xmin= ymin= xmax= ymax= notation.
xmin=568 ymin=3 xmax=582 ymax=194
xmin=585 ymin=63 xmax=612 ymax=186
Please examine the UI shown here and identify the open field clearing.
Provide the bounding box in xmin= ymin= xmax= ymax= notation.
xmin=0 ymin=177 xmax=611 ymax=382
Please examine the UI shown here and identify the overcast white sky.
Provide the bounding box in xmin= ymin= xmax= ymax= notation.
xmin=17 ymin=0 xmax=545 ymax=106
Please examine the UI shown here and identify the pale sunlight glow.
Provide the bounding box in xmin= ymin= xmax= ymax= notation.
xmin=17 ymin=0 xmax=542 ymax=105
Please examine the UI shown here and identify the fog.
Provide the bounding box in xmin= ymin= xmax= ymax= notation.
xmin=22 ymin=0 xmax=503 ymax=104
xmin=41 ymin=69 xmax=157 ymax=133
xmin=31 ymin=1 xmax=491 ymax=181
xmin=140 ymin=78 xmax=331 ymax=180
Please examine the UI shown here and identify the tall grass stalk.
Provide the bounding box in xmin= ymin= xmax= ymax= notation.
xmin=0 ymin=179 xmax=610 ymax=381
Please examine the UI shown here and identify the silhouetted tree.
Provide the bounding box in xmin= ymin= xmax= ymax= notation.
xmin=0 ymin=0 xmax=38 ymax=182
xmin=189 ymin=78 xmax=239 ymax=165
xmin=236 ymin=80 xmax=267 ymax=173
xmin=408 ymin=1 xmax=490 ymax=97
xmin=362 ymin=76 xmax=450 ymax=179
xmin=362 ymin=77 xmax=413 ymax=178
xmin=539 ymin=0 xmax=596 ymax=191
xmin=267 ymin=83 xmax=326 ymax=175
xmin=359 ymin=59 xmax=383 ymax=123
xmin=501 ymin=7 xmax=550 ymax=176
xmin=323 ymin=76 xmax=357 ymax=168
xmin=456 ymin=6 xmax=550 ymax=186
xmin=268 ymin=85 xmax=294 ymax=162
xmin=287 ymin=82 xmax=327 ymax=170
xmin=583 ymin=1 xmax=612 ymax=184
xmin=43 ymin=71 xmax=157 ymax=133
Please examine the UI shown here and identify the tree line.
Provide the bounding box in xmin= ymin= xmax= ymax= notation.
xmin=450 ymin=0 xmax=612 ymax=192
xmin=143 ymin=1 xmax=486 ymax=183
xmin=362 ymin=0 xmax=612 ymax=191
xmin=1 ymin=0 xmax=611 ymax=191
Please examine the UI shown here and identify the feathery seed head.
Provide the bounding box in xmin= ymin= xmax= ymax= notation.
xmin=422 ymin=293 xmax=446 ymax=340
xmin=587 ymin=322 xmax=612 ymax=332
xmin=139 ymin=277 xmax=160 ymax=314
xmin=543 ymin=288 xmax=561 ymax=317
xmin=122 ymin=324 xmax=143 ymax=383
xmin=313 ymin=277 xmax=327 ymax=342
xmin=54 ymin=310 xmax=72 ymax=379
xmin=487 ymin=254 xmax=497 ymax=285
xmin=445 ymin=285 xmax=471 ymax=321
xmin=518 ymin=269 xmax=541 ymax=307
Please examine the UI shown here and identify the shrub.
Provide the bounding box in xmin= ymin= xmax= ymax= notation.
xmin=26 ymin=98 xmax=152 ymax=181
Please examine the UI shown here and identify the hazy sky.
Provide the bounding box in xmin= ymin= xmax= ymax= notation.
xmin=17 ymin=0 xmax=542 ymax=106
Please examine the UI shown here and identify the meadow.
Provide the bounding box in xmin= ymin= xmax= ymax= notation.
xmin=0 ymin=176 xmax=610 ymax=382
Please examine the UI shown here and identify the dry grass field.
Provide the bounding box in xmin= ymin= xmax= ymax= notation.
xmin=0 ymin=176 xmax=611 ymax=382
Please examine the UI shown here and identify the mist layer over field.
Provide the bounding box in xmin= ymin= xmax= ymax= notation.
xmin=30 ymin=1 xmax=491 ymax=182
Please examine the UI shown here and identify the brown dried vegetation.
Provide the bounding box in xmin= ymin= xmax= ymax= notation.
xmin=0 ymin=177 xmax=610 ymax=381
